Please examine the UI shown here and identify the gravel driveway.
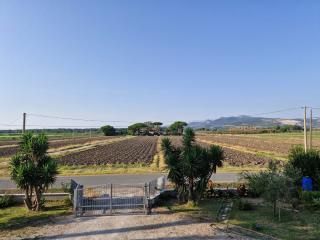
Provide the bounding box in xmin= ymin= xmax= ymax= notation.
xmin=1 ymin=208 xmax=250 ymax=240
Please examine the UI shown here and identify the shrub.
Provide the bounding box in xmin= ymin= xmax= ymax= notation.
xmin=302 ymin=191 xmax=320 ymax=203
xmin=235 ymin=198 xmax=253 ymax=211
xmin=288 ymin=146 xmax=320 ymax=189
xmin=242 ymin=161 xmax=290 ymax=217
xmin=0 ymin=195 xmax=14 ymax=208
xmin=301 ymin=191 xmax=320 ymax=210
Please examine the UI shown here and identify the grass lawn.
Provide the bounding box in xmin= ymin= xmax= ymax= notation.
xmin=228 ymin=202 xmax=320 ymax=240
xmin=0 ymin=200 xmax=72 ymax=231
xmin=167 ymin=199 xmax=320 ymax=240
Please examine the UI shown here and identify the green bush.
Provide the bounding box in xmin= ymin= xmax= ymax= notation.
xmin=301 ymin=191 xmax=320 ymax=210
xmin=235 ymin=198 xmax=253 ymax=211
xmin=301 ymin=191 xmax=320 ymax=203
xmin=0 ymin=195 xmax=14 ymax=208
xmin=288 ymin=146 xmax=320 ymax=189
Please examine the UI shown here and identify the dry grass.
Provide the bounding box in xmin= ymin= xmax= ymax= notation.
xmin=151 ymin=137 xmax=167 ymax=171
xmin=58 ymin=163 xmax=164 ymax=176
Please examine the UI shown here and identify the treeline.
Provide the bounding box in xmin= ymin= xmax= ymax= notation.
xmin=196 ymin=125 xmax=304 ymax=134
xmin=100 ymin=121 xmax=188 ymax=136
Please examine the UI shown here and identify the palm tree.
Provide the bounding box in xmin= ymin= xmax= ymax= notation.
xmin=162 ymin=128 xmax=224 ymax=205
xmin=10 ymin=132 xmax=58 ymax=211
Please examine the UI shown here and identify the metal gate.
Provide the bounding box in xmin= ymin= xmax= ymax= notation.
xmin=73 ymin=176 xmax=165 ymax=217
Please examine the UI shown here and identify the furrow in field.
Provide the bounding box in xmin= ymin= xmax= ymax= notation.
xmin=166 ymin=136 xmax=276 ymax=167
xmin=56 ymin=136 xmax=158 ymax=165
xmin=0 ymin=136 xmax=122 ymax=158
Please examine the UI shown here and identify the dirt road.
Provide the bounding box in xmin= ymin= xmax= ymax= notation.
xmin=2 ymin=208 xmax=250 ymax=240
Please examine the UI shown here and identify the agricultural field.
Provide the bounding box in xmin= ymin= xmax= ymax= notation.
xmin=57 ymin=136 xmax=158 ymax=165
xmin=0 ymin=136 xmax=131 ymax=177
xmin=197 ymin=132 xmax=320 ymax=158
xmin=0 ymin=131 xmax=314 ymax=177
xmin=0 ymin=135 xmax=163 ymax=177
xmin=185 ymin=131 xmax=320 ymax=171
xmin=165 ymin=133 xmax=303 ymax=170
xmin=0 ymin=136 xmax=118 ymax=158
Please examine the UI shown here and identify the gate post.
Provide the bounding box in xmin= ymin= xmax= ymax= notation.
xmin=144 ymin=183 xmax=148 ymax=214
xmin=73 ymin=187 xmax=78 ymax=217
xmin=110 ymin=183 xmax=113 ymax=214
xmin=74 ymin=185 xmax=83 ymax=217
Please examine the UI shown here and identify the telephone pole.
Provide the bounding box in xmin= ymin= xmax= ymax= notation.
xmin=304 ymin=106 xmax=308 ymax=153
xmin=309 ymin=108 xmax=313 ymax=149
xmin=22 ymin=112 xmax=26 ymax=134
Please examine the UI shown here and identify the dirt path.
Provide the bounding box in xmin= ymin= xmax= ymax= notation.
xmin=1 ymin=208 xmax=251 ymax=240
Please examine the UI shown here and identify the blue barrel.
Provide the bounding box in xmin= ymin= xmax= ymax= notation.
xmin=302 ymin=177 xmax=313 ymax=191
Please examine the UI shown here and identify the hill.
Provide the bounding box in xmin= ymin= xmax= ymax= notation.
xmin=187 ymin=115 xmax=317 ymax=129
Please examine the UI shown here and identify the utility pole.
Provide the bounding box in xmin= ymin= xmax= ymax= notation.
xmin=309 ymin=108 xmax=313 ymax=149
xmin=304 ymin=106 xmax=308 ymax=153
xmin=22 ymin=112 xmax=26 ymax=134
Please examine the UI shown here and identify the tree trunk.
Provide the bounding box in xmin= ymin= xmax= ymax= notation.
xmin=188 ymin=178 xmax=194 ymax=204
xmin=24 ymin=187 xmax=32 ymax=210
xmin=34 ymin=187 xmax=42 ymax=211
xmin=273 ymin=201 xmax=277 ymax=217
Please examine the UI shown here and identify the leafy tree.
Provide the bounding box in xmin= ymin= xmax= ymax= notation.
xmin=162 ymin=128 xmax=224 ymax=205
xmin=275 ymin=125 xmax=303 ymax=132
xmin=100 ymin=125 xmax=116 ymax=136
xmin=10 ymin=132 xmax=58 ymax=211
xmin=168 ymin=121 xmax=188 ymax=135
xmin=243 ymin=161 xmax=294 ymax=217
xmin=128 ymin=123 xmax=148 ymax=135
xmin=287 ymin=146 xmax=320 ymax=189
xmin=153 ymin=122 xmax=163 ymax=127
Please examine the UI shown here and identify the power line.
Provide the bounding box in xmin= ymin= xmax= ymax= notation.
xmin=0 ymin=106 xmax=310 ymax=129
xmin=27 ymin=113 xmax=180 ymax=124
xmin=27 ymin=113 xmax=135 ymax=123
xmin=28 ymin=107 xmax=303 ymax=124
xmin=0 ymin=123 xmax=21 ymax=126
xmin=250 ymin=107 xmax=302 ymax=117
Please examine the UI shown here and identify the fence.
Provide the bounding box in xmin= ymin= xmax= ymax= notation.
xmin=73 ymin=176 xmax=165 ymax=217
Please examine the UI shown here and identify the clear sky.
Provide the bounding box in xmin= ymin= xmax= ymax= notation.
xmin=0 ymin=1 xmax=319 ymax=128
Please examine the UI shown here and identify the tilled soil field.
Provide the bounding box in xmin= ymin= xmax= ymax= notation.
xmin=0 ymin=136 xmax=103 ymax=146
xmin=57 ymin=136 xmax=158 ymax=165
xmin=0 ymin=136 xmax=118 ymax=158
xmin=197 ymin=134 xmax=301 ymax=156
xmin=166 ymin=136 xmax=272 ymax=167
xmin=198 ymin=140 xmax=272 ymax=167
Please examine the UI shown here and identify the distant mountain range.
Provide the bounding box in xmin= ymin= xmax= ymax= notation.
xmin=188 ymin=115 xmax=319 ymax=129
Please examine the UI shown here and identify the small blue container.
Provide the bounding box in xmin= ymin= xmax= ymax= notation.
xmin=302 ymin=177 xmax=313 ymax=191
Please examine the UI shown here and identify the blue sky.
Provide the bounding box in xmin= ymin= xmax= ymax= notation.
xmin=0 ymin=1 xmax=319 ymax=128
